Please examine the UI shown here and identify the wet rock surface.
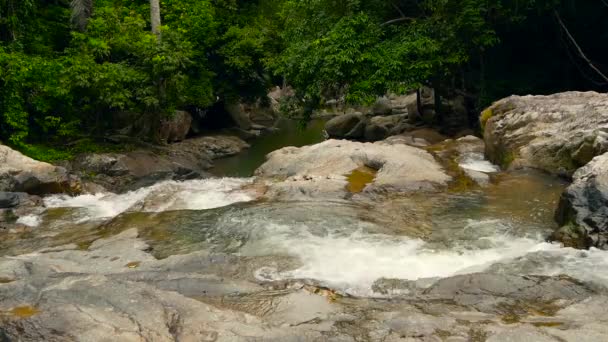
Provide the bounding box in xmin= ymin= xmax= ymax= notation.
xmin=3 ymin=94 xmax=608 ymax=341
xmin=0 ymin=192 xmax=43 ymax=232
xmin=68 ymin=135 xmax=249 ymax=192
xmin=429 ymin=135 xmax=499 ymax=187
xmin=0 ymin=229 xmax=605 ymax=342
xmin=0 ymin=192 xmax=43 ymax=217
xmin=482 ymin=91 xmax=608 ymax=175
xmin=554 ymin=152 xmax=608 ymax=249
xmin=0 ymin=192 xmax=21 ymax=209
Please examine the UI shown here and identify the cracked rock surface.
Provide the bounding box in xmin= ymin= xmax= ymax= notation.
xmin=1 ymin=229 xmax=606 ymax=341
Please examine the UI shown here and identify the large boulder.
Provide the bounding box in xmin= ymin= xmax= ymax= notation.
xmin=71 ymin=150 xmax=199 ymax=192
xmin=364 ymin=114 xmax=413 ymax=141
xmin=114 ymin=110 xmax=193 ymax=143
xmin=399 ymin=128 xmax=449 ymax=145
xmin=388 ymin=92 xmax=418 ymax=117
xmin=418 ymin=86 xmax=436 ymax=123
xmin=267 ymin=86 xmax=294 ymax=119
xmin=441 ymin=94 xmax=469 ymax=133
xmin=371 ymin=97 xmax=393 ymax=115
xmin=553 ymin=152 xmax=608 ymax=249
xmin=70 ymin=135 xmax=249 ymax=192
xmin=0 ymin=145 xmax=80 ymax=195
xmin=158 ymin=110 xmax=192 ymax=143
xmin=225 ymin=102 xmax=253 ymax=130
xmin=482 ymin=91 xmax=608 ymax=175
xmin=324 ymin=89 xmax=469 ymax=141
xmin=324 ymin=113 xmax=366 ymax=139
xmin=416 ymin=88 xmax=468 ymax=132
xmin=0 ymin=192 xmax=21 ymax=208
xmin=255 ymin=139 xmax=450 ymax=200
xmin=326 ymin=113 xmax=415 ymax=142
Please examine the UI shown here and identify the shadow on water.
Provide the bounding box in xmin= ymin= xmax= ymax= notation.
xmin=211 ymin=118 xmax=326 ymax=177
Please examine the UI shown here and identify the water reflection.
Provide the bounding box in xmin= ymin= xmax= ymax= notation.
xmin=211 ymin=118 xmax=326 ymax=177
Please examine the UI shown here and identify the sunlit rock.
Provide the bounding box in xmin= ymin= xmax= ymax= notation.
xmin=0 ymin=144 xmax=80 ymax=195
xmin=482 ymin=91 xmax=608 ymax=175
xmin=255 ymin=139 xmax=451 ymax=200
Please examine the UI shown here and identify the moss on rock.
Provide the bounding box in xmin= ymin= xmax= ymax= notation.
xmin=480 ymin=108 xmax=493 ymax=131
xmin=550 ymin=223 xmax=590 ymax=249
xmin=345 ymin=166 xmax=377 ymax=193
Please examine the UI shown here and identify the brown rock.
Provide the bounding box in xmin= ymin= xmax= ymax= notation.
xmin=158 ymin=110 xmax=193 ymax=143
xmin=0 ymin=145 xmax=81 ymax=195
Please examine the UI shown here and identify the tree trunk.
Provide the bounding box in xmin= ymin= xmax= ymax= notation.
xmin=149 ymin=0 xmax=163 ymax=138
xmin=432 ymin=78 xmax=443 ymax=126
xmin=70 ymin=0 xmax=94 ymax=32
xmin=150 ymin=0 xmax=161 ymax=39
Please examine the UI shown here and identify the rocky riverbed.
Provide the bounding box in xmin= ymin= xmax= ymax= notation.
xmin=1 ymin=91 xmax=608 ymax=341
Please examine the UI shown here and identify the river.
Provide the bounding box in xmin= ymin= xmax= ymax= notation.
xmin=5 ymin=122 xmax=608 ymax=298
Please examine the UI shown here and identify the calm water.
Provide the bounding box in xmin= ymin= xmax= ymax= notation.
xmin=211 ymin=118 xmax=326 ymax=177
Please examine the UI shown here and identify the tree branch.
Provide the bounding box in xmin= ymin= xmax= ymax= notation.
xmin=557 ymin=27 xmax=608 ymax=86
xmin=554 ymin=10 xmax=608 ymax=83
xmin=391 ymin=2 xmax=406 ymax=18
xmin=381 ymin=16 xmax=415 ymax=27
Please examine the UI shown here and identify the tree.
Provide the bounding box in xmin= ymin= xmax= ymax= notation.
xmin=271 ymin=0 xmax=608 ymax=112
xmin=0 ymin=0 xmax=36 ymax=41
xmin=150 ymin=0 xmax=161 ymax=38
xmin=1 ymin=0 xmax=607 ymax=156
xmin=70 ymin=0 xmax=93 ymax=32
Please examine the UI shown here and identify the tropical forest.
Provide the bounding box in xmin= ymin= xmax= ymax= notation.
xmin=1 ymin=1 xmax=608 ymax=340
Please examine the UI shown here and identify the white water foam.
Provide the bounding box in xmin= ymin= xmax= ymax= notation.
xmin=251 ymin=221 xmax=608 ymax=296
xmin=458 ymin=153 xmax=500 ymax=173
xmin=288 ymin=237 xmax=557 ymax=295
xmin=16 ymin=214 xmax=42 ymax=227
xmin=542 ymin=247 xmax=608 ymax=286
xmin=44 ymin=178 xmax=255 ymax=222
xmin=242 ymin=219 xmax=562 ymax=295
xmin=40 ymin=173 xmax=608 ymax=297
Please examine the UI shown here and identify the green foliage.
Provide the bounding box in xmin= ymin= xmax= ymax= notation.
xmin=0 ymin=0 xmax=37 ymax=42
xmin=18 ymin=139 xmax=135 ymax=163
xmin=0 ymin=0 xmax=207 ymax=147
xmin=273 ymin=0 xmax=530 ymax=105
xmin=1 ymin=0 xmax=282 ymax=151
xmin=272 ymin=0 xmax=607 ymax=112
xmin=1 ymin=0 xmax=606 ymax=158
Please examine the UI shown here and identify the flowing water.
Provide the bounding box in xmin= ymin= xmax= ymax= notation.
xmin=5 ymin=125 xmax=608 ymax=298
